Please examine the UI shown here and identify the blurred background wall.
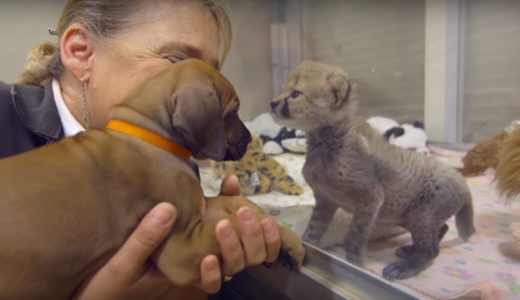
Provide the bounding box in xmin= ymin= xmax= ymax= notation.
xmin=1 ymin=0 xmax=518 ymax=142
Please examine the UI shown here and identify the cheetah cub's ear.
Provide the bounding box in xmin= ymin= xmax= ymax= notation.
xmin=327 ymin=74 xmax=351 ymax=108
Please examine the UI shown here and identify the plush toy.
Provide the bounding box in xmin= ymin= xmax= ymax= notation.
xmin=460 ymin=131 xmax=509 ymax=177
xmin=260 ymin=127 xmax=307 ymax=155
xmin=495 ymin=121 xmax=520 ymax=199
xmin=212 ymin=136 xmax=304 ymax=196
xmin=245 ymin=113 xmax=307 ymax=155
xmin=366 ymin=116 xmax=400 ymax=136
xmin=388 ymin=122 xmax=429 ymax=154
xmin=495 ymin=122 xmax=520 ymax=259
xmin=244 ymin=113 xmax=283 ymax=140
xmin=366 ymin=116 xmax=428 ymax=153
xmin=462 ymin=120 xmax=520 ymax=177
xmin=499 ymin=223 xmax=520 ymax=260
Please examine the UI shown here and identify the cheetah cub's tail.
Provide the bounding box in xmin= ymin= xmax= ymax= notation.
xmin=455 ymin=199 xmax=476 ymax=241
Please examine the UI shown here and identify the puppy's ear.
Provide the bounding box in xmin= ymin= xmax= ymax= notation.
xmin=172 ymin=86 xmax=226 ymax=160
xmin=327 ymin=75 xmax=351 ymax=107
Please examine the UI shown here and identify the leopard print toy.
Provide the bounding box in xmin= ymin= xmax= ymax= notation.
xmin=212 ymin=137 xmax=304 ymax=196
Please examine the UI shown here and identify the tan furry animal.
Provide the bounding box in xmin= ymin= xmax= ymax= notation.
xmin=493 ymin=124 xmax=520 ymax=260
xmin=213 ymin=136 xmax=303 ymax=196
xmin=271 ymin=60 xmax=475 ymax=280
xmin=495 ymin=125 xmax=520 ymax=200
xmin=461 ymin=131 xmax=509 ymax=177
xmin=499 ymin=223 xmax=520 ymax=260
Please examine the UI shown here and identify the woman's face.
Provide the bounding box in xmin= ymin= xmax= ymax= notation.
xmin=86 ymin=2 xmax=221 ymax=127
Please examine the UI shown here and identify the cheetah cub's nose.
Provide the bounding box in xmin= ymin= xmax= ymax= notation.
xmin=270 ymin=100 xmax=278 ymax=111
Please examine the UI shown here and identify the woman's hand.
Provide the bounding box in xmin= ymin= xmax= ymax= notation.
xmin=73 ymin=175 xmax=281 ymax=299
xmin=73 ymin=202 xmax=178 ymax=300
xmin=73 ymin=203 xmax=224 ymax=299
xmin=194 ymin=174 xmax=282 ymax=292
xmin=213 ymin=175 xmax=282 ymax=275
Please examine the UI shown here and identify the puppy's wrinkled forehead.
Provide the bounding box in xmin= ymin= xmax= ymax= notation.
xmin=213 ymin=74 xmax=240 ymax=116
xmin=223 ymin=95 xmax=239 ymax=115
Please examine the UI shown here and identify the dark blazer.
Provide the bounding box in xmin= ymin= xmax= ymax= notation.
xmin=0 ymin=81 xmax=202 ymax=176
xmin=0 ymin=81 xmax=64 ymax=159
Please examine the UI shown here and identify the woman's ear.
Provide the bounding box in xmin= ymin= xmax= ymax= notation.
xmin=60 ymin=23 xmax=95 ymax=81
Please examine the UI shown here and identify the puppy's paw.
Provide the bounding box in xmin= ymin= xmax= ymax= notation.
xmin=265 ymin=250 xmax=301 ymax=270
xmin=279 ymin=226 xmax=306 ymax=269
xmin=301 ymin=230 xmax=321 ymax=245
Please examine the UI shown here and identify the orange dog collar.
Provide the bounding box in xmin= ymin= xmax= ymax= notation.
xmin=106 ymin=119 xmax=192 ymax=161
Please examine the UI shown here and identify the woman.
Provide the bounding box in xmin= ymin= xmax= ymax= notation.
xmin=0 ymin=0 xmax=281 ymax=298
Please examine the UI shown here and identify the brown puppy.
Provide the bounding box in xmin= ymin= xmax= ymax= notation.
xmin=0 ymin=59 xmax=304 ymax=299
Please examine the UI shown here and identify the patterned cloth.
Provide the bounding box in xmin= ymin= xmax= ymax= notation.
xmin=364 ymin=146 xmax=520 ymax=300
xmin=362 ymin=172 xmax=520 ymax=300
xmin=200 ymin=146 xmax=520 ymax=300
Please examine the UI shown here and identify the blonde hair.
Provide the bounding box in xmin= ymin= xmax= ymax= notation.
xmin=16 ymin=0 xmax=232 ymax=85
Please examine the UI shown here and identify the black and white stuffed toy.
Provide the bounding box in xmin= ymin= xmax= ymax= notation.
xmin=245 ymin=113 xmax=307 ymax=155
xmin=260 ymin=127 xmax=307 ymax=155
xmin=366 ymin=116 xmax=400 ymax=136
xmin=366 ymin=116 xmax=429 ymax=154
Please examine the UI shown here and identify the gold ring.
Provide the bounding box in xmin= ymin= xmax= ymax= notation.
xmin=223 ymin=275 xmax=233 ymax=282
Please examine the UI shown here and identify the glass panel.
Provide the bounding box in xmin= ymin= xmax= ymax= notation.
xmin=461 ymin=0 xmax=520 ymax=142
xmin=1 ymin=1 xmax=519 ymax=299
xmin=215 ymin=0 xmax=520 ymax=299
xmin=301 ymin=0 xmax=426 ymax=122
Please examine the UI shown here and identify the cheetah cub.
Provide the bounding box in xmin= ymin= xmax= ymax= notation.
xmin=270 ymin=60 xmax=475 ymax=280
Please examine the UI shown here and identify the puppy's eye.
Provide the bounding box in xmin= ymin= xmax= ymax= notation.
xmin=289 ymin=90 xmax=302 ymax=98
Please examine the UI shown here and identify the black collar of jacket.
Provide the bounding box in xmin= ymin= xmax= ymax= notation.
xmin=11 ymin=81 xmax=63 ymax=141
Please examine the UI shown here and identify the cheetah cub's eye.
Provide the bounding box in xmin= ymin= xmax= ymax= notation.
xmin=289 ymin=90 xmax=302 ymax=99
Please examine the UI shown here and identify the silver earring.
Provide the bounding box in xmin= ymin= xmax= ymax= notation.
xmin=81 ymin=81 xmax=90 ymax=129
